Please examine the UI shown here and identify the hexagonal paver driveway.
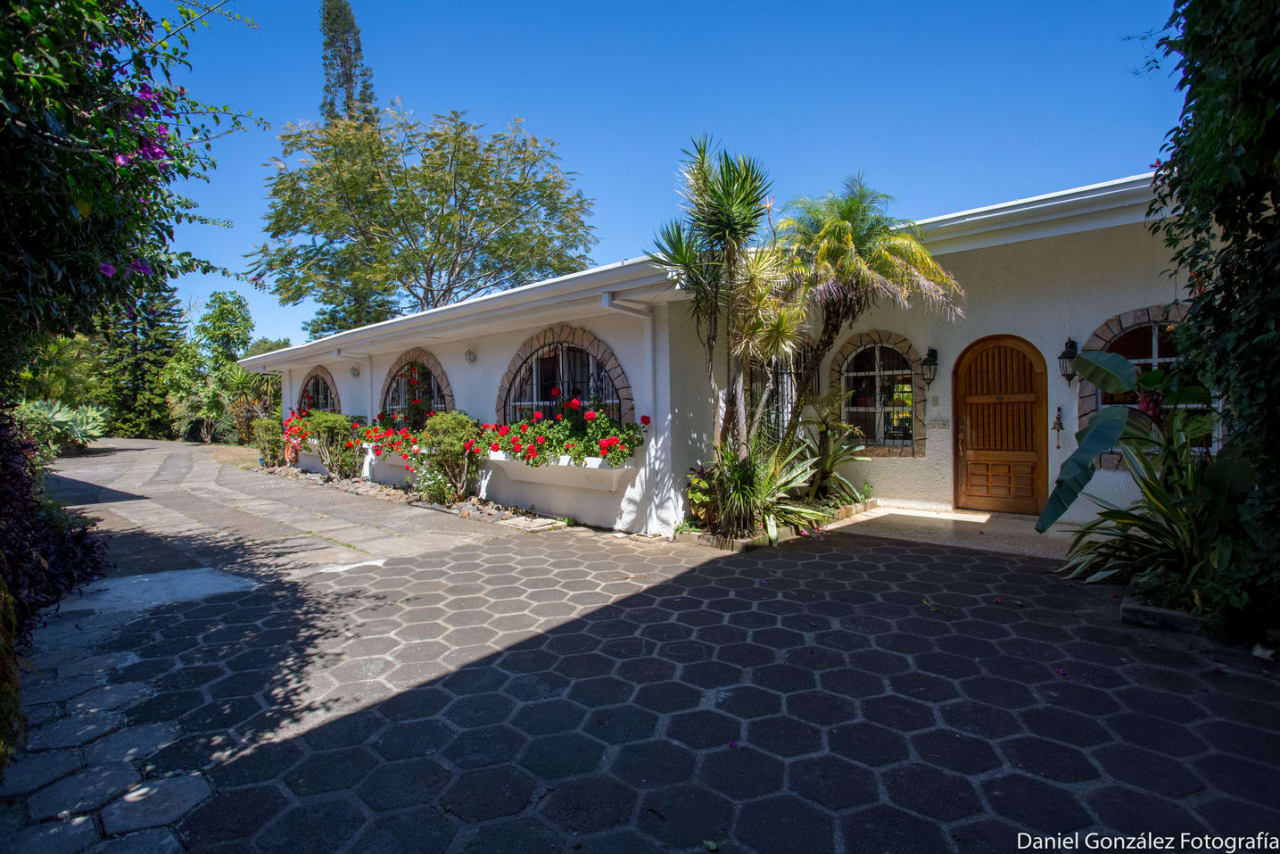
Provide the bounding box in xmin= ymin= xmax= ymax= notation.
xmin=6 ymin=528 xmax=1280 ymax=853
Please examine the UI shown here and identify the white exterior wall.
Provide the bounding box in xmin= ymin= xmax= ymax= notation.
xmin=663 ymin=221 xmax=1178 ymax=527
xmin=830 ymin=222 xmax=1178 ymax=523
xmin=283 ymin=310 xmax=682 ymax=537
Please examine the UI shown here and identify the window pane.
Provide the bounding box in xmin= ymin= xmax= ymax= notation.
xmin=505 ymin=343 xmax=621 ymax=422
xmin=1108 ymin=327 xmax=1153 ymax=361
xmin=879 ymin=347 xmax=911 ymax=372
xmin=848 ymin=347 xmax=877 ymax=373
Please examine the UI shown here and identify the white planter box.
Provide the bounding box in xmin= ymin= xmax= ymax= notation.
xmin=484 ymin=451 xmax=636 ymax=493
xmin=295 ymin=449 xmax=324 ymax=474
xmin=360 ymin=442 xmax=415 ymax=484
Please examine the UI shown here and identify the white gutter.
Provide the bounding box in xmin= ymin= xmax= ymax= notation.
xmin=241 ymin=257 xmax=669 ymax=370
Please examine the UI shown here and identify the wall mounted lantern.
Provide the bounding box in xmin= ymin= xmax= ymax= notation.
xmin=921 ymin=348 xmax=939 ymax=387
xmin=464 ymin=348 xmax=478 ymax=364
xmin=348 ymin=365 xmax=360 ymax=379
xmin=1058 ymin=338 xmax=1079 ymax=384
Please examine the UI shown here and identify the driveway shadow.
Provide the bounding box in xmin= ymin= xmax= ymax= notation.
xmin=14 ymin=530 xmax=1280 ymax=853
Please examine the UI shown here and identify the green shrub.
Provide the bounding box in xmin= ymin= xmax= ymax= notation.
xmin=689 ymin=438 xmax=825 ymax=545
xmin=0 ymin=574 xmax=20 ymax=776
xmin=15 ymin=401 xmax=106 ymax=462
xmin=295 ymin=411 xmax=361 ymax=479
xmin=251 ymin=418 xmax=284 ymax=466
xmin=411 ymin=411 xmax=481 ymax=502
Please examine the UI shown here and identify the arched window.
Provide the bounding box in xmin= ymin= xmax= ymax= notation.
xmin=297 ymin=368 xmax=339 ymax=413
xmin=841 ymin=345 xmax=914 ymax=447
xmin=1079 ymin=303 xmax=1205 ymax=468
xmin=381 ymin=362 xmax=448 ymax=429
xmin=1102 ymin=324 xmax=1180 ymax=405
xmin=505 ymin=343 xmax=621 ymax=423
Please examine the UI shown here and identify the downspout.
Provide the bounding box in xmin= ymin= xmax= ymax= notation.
xmin=602 ymin=293 xmax=658 ymax=535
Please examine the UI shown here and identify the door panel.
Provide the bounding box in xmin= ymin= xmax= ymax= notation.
xmin=953 ymin=336 xmax=1047 ymax=515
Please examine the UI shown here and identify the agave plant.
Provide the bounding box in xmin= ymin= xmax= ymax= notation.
xmin=21 ymin=400 xmax=107 ymax=451
xmin=696 ymin=437 xmax=825 ymax=544
xmin=798 ymin=387 xmax=871 ymax=503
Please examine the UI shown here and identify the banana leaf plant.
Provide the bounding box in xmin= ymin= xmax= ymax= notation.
xmin=1035 ymin=349 xmax=1211 ymax=533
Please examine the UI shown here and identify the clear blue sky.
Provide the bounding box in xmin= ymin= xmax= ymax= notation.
xmin=162 ymin=0 xmax=1181 ymax=346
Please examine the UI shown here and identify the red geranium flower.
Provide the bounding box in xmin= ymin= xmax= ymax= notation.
xmin=550 ymin=387 xmax=562 ymax=398
xmin=402 ymin=453 xmax=409 ymax=460
xmin=374 ymin=448 xmax=383 ymax=456
xmin=497 ymin=425 xmax=510 ymax=437
xmin=640 ymin=415 xmax=651 ymax=426
xmin=520 ymin=424 xmax=528 ymax=434
xmin=533 ymin=411 xmax=543 ymax=420
xmin=567 ymin=398 xmax=581 ymax=410
xmin=555 ymin=414 xmax=563 ymax=420
xmin=584 ymin=410 xmax=597 ymax=421
xmin=512 ymin=441 xmax=523 ymax=453
xmin=490 ymin=442 xmax=500 ymax=451
xmin=536 ymin=436 xmax=545 ymax=444
xmin=345 ymin=441 xmax=354 ymax=448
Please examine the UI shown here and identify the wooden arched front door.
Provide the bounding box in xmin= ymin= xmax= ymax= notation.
xmin=953 ymin=335 xmax=1048 ymax=515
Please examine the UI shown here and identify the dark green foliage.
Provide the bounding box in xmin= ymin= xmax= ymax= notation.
xmin=196 ymin=291 xmax=253 ymax=368
xmin=414 ymin=411 xmax=482 ymax=501
xmin=252 ymin=417 xmax=284 ymax=466
xmin=0 ymin=405 xmax=108 ymax=641
xmin=319 ymin=0 xmax=376 ymax=123
xmin=0 ymin=1 xmax=254 ymax=393
xmin=1151 ymin=0 xmax=1280 ymax=560
xmin=303 ymin=286 xmax=399 ymax=340
xmin=298 ymin=410 xmax=361 ymax=478
xmin=244 ymin=336 xmax=293 ymax=359
xmin=249 ymin=108 xmax=595 ymax=336
xmin=97 ymin=278 xmax=184 ymax=438
xmin=0 ymin=572 xmax=19 ymax=775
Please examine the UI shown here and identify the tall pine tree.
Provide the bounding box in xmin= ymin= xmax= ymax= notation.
xmin=97 ymin=278 xmax=184 ymax=438
xmin=319 ymin=0 xmax=376 ymax=123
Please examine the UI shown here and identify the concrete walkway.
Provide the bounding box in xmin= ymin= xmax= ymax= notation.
xmin=3 ymin=442 xmax=1278 ymax=852
xmin=44 ymin=439 xmax=514 ymax=577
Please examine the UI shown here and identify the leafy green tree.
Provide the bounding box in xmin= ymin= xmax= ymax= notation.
xmin=0 ymin=1 xmax=258 ymax=393
xmin=249 ymin=107 xmax=596 ymax=336
xmin=17 ymin=336 xmax=105 ymax=406
xmin=244 ymin=336 xmax=292 ymax=358
xmin=96 ymin=277 xmax=185 ymax=438
xmin=161 ymin=290 xmax=256 ymax=443
xmin=776 ymin=177 xmax=961 ymax=447
xmin=319 ymin=0 xmax=376 ymax=123
xmin=196 ymin=291 xmax=253 ymax=367
xmin=1150 ymin=0 xmax=1280 ymax=555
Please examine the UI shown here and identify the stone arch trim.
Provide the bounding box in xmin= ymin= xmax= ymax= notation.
xmin=1078 ymin=302 xmax=1189 ymax=470
xmin=827 ymin=329 xmax=926 ymax=458
xmin=296 ymin=365 xmax=340 ymax=413
xmin=379 ymin=348 xmax=455 ymax=414
xmin=495 ymin=325 xmax=634 ymax=422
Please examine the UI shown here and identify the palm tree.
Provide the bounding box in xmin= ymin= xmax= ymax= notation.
xmin=650 ymin=137 xmax=803 ymax=451
xmin=777 ymin=176 xmax=964 ymax=448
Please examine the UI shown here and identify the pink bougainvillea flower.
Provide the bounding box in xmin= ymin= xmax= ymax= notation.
xmin=584 ymin=410 xmax=597 ymax=421
xmin=640 ymin=415 xmax=651 ymax=426
xmin=112 ymin=153 xmax=131 ymax=166
xmin=993 ymin=597 xmax=1003 ymax=604
xmin=99 ymin=262 xmax=116 ymax=277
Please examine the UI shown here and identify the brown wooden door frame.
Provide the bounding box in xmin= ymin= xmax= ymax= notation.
xmin=952 ymin=334 xmax=1048 ymax=515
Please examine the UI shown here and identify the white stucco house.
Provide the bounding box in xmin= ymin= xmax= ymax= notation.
xmin=240 ymin=173 xmax=1183 ymax=538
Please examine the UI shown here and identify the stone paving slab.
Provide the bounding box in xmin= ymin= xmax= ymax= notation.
xmin=5 ymin=440 xmax=1279 ymax=852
